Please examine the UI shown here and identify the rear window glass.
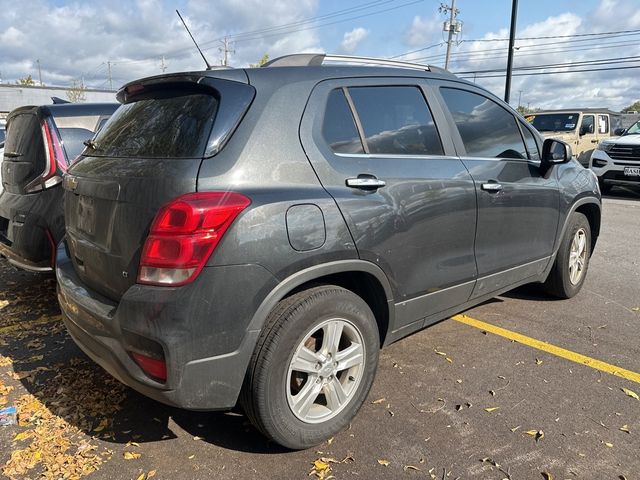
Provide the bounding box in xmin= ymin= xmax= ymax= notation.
xmin=59 ymin=128 xmax=95 ymax=162
xmin=4 ymin=113 xmax=45 ymax=167
xmin=0 ymin=129 xmax=5 ymax=144
xmin=348 ymin=86 xmax=444 ymax=156
xmin=88 ymin=91 xmax=218 ymax=158
xmin=322 ymin=89 xmax=364 ymax=154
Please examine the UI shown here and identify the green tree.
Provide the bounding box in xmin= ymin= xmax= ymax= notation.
xmin=16 ymin=75 xmax=36 ymax=86
xmin=66 ymin=80 xmax=87 ymax=103
xmin=622 ymin=100 xmax=640 ymax=113
xmin=249 ymin=54 xmax=269 ymax=68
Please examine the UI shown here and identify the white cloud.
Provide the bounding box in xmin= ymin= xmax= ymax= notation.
xmin=405 ymin=15 xmax=441 ymax=48
xmin=0 ymin=0 xmax=322 ymax=89
xmin=340 ymin=27 xmax=369 ymax=54
xmin=442 ymin=4 xmax=640 ymax=111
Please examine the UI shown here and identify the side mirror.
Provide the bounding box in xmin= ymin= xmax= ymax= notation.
xmin=542 ymin=138 xmax=572 ymax=165
xmin=614 ymin=127 xmax=626 ymax=136
xmin=579 ymin=125 xmax=589 ymax=136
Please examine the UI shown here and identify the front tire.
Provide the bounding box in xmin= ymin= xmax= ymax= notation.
xmin=543 ymin=212 xmax=591 ymax=299
xmin=241 ymin=285 xmax=380 ymax=449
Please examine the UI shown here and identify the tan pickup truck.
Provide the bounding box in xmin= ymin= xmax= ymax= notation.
xmin=526 ymin=109 xmax=624 ymax=167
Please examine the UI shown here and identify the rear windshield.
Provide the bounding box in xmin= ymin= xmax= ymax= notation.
xmin=87 ymin=91 xmax=218 ymax=158
xmin=4 ymin=113 xmax=45 ymax=167
xmin=527 ymin=113 xmax=579 ymax=132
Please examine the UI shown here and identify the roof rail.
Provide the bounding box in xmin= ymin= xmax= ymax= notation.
xmin=262 ymin=53 xmax=436 ymax=72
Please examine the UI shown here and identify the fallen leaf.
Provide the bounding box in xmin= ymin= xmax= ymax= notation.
xmin=632 ymin=307 xmax=639 ymax=312
xmin=377 ymin=459 xmax=390 ymax=466
xmin=489 ymin=390 xmax=496 ymax=396
xmin=136 ymin=474 xmax=146 ymax=480
xmin=484 ymin=407 xmax=499 ymax=413
xmin=525 ymin=429 xmax=545 ymax=441
xmin=371 ymin=398 xmax=386 ymax=404
xmin=622 ymin=388 xmax=639 ymax=400
xmin=542 ymin=472 xmax=554 ymax=480
xmin=404 ymin=465 xmax=421 ymax=471
xmin=13 ymin=432 xmax=31 ymax=442
xmin=188 ymin=455 xmax=195 ymax=459
xmin=93 ymin=418 xmax=109 ymax=432
xmin=434 ymin=349 xmax=447 ymax=356
xmin=327 ymin=437 xmax=334 ymax=446
xmin=124 ymin=451 xmax=141 ymax=460
xmin=446 ymin=357 xmax=453 ymax=363
xmin=313 ymin=460 xmax=330 ymax=471
xmin=510 ymin=425 xmax=521 ymax=432
xmin=535 ymin=358 xmax=543 ymax=365
xmin=620 ymin=425 xmax=630 ymax=433
xmin=193 ymin=436 xmax=203 ymax=441
xmin=147 ymin=470 xmax=157 ymax=478
xmin=126 ymin=441 xmax=140 ymax=447
xmin=604 ymin=442 xmax=613 ymax=448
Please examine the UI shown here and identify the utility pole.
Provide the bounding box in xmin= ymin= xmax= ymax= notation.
xmin=107 ymin=61 xmax=113 ymax=90
xmin=518 ymin=90 xmax=523 ymax=109
xmin=36 ymin=59 xmax=43 ymax=86
xmin=441 ymin=0 xmax=461 ymax=70
xmin=219 ymin=37 xmax=234 ymax=66
xmin=504 ymin=0 xmax=519 ymax=103
xmin=160 ymin=55 xmax=167 ymax=73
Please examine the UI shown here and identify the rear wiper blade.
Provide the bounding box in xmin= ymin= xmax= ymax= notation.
xmin=83 ymin=139 xmax=100 ymax=150
xmin=3 ymin=151 xmax=22 ymax=158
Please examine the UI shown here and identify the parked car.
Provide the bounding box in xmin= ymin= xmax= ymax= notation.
xmin=0 ymin=102 xmax=118 ymax=271
xmin=526 ymin=108 xmax=624 ymax=167
xmin=590 ymin=119 xmax=640 ymax=192
xmin=56 ymin=54 xmax=601 ymax=450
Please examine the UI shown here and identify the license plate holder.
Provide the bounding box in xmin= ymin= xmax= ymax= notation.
xmin=77 ymin=196 xmax=96 ymax=235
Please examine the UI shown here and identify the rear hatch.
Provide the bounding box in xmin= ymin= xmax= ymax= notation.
xmin=1 ymin=107 xmax=46 ymax=194
xmin=63 ymin=73 xmax=255 ymax=301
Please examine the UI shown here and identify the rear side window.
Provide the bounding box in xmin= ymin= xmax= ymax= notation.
xmin=440 ymin=88 xmax=527 ymax=159
xmin=58 ymin=128 xmax=95 ymax=161
xmin=322 ymin=89 xmax=364 ymax=154
xmin=89 ymin=91 xmax=218 ymax=158
xmin=4 ymin=113 xmax=45 ymax=168
xmin=348 ymin=86 xmax=443 ymax=156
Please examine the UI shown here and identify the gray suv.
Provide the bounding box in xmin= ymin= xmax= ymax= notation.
xmin=55 ymin=54 xmax=601 ymax=449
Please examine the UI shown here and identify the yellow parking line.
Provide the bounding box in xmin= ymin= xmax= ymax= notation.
xmin=452 ymin=314 xmax=640 ymax=384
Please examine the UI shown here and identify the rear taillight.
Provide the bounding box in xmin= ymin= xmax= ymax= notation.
xmin=137 ymin=192 xmax=251 ymax=286
xmin=25 ymin=118 xmax=67 ymax=192
xmin=131 ymin=352 xmax=167 ymax=382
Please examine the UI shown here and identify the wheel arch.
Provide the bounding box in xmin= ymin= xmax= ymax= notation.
xmin=574 ymin=200 xmax=601 ymax=253
xmin=247 ymin=260 xmax=395 ymax=347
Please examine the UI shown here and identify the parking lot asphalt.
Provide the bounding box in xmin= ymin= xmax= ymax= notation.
xmin=1 ymin=187 xmax=638 ymax=480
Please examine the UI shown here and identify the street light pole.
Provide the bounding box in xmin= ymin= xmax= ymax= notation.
xmin=504 ymin=0 xmax=518 ymax=103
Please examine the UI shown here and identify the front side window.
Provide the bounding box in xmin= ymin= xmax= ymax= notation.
xmin=322 ymin=89 xmax=364 ymax=154
xmin=440 ymin=88 xmax=527 ymax=159
xmin=347 ymin=86 xmax=444 ymax=156
xmin=580 ymin=115 xmax=595 ymax=135
xmin=519 ymin=122 xmax=540 ymax=161
xmin=598 ymin=115 xmax=609 ymax=134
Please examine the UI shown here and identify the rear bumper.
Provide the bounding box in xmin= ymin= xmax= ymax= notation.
xmin=56 ymin=242 xmax=278 ymax=410
xmin=0 ymin=187 xmax=63 ymax=271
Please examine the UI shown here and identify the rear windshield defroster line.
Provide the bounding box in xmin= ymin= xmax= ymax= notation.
xmin=87 ymin=89 xmax=218 ymax=159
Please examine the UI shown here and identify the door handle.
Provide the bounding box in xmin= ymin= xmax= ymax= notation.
xmin=591 ymin=139 xmax=599 ymax=144
xmin=346 ymin=176 xmax=386 ymax=190
xmin=481 ymin=182 xmax=503 ymax=192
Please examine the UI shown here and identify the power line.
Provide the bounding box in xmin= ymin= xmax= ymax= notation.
xmin=458 ymin=64 xmax=640 ymax=80
xmin=455 ymin=55 xmax=640 ymax=75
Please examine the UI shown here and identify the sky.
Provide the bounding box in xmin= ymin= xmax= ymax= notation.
xmin=0 ymin=0 xmax=639 ymax=110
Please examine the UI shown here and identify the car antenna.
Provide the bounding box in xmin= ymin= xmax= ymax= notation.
xmin=175 ymin=9 xmax=213 ymax=70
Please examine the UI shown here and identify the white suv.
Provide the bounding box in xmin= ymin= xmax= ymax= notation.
xmin=590 ymin=120 xmax=640 ymax=193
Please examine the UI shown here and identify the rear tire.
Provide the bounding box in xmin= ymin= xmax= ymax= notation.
xmin=241 ymin=285 xmax=380 ymax=450
xmin=543 ymin=212 xmax=591 ymax=299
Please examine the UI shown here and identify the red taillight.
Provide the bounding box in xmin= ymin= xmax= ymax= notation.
xmin=25 ymin=118 xmax=67 ymax=192
xmin=137 ymin=192 xmax=251 ymax=286
xmin=131 ymin=352 xmax=167 ymax=382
